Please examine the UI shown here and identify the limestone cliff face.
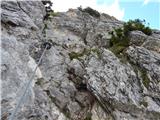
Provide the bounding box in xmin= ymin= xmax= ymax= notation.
xmin=1 ymin=1 xmax=160 ymax=120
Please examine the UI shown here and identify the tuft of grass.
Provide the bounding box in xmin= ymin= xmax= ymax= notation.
xmin=63 ymin=111 xmax=71 ymax=118
xmin=91 ymin=48 xmax=101 ymax=58
xmin=62 ymin=107 xmax=71 ymax=119
xmin=84 ymin=113 xmax=92 ymax=120
xmin=140 ymin=69 xmax=150 ymax=89
xmin=126 ymin=57 xmax=150 ymax=89
xmin=109 ymin=45 xmax=126 ymax=56
xmin=140 ymin=100 xmax=148 ymax=108
xmin=35 ymin=78 xmax=44 ymax=86
xmin=68 ymin=51 xmax=84 ymax=60
xmin=42 ymin=23 xmax=48 ymax=37
xmin=69 ymin=48 xmax=101 ymax=60
xmin=44 ymin=23 xmax=48 ymax=29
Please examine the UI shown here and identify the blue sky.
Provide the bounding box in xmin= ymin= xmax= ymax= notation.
xmin=52 ymin=0 xmax=160 ymax=29
xmin=122 ymin=1 xmax=159 ymax=29
xmin=97 ymin=0 xmax=160 ymax=29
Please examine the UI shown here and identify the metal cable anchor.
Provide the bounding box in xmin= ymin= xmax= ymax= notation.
xmin=41 ymin=41 xmax=52 ymax=50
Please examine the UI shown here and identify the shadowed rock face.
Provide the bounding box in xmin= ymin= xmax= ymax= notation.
xmin=1 ymin=1 xmax=160 ymax=120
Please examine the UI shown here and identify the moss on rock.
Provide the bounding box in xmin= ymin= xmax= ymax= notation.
xmin=84 ymin=112 xmax=92 ymax=120
xmin=140 ymin=69 xmax=150 ymax=89
xmin=69 ymin=48 xmax=101 ymax=60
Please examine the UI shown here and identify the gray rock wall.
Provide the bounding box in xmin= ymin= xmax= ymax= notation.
xmin=1 ymin=1 xmax=160 ymax=120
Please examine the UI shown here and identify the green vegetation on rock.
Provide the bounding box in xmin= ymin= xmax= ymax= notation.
xmin=109 ymin=19 xmax=152 ymax=56
xmin=108 ymin=19 xmax=152 ymax=90
xmin=68 ymin=48 xmax=90 ymax=60
xmin=140 ymin=100 xmax=148 ymax=108
xmin=69 ymin=48 xmax=101 ymax=60
xmin=42 ymin=23 xmax=48 ymax=37
xmin=91 ymin=48 xmax=101 ymax=58
xmin=80 ymin=7 xmax=100 ymax=18
xmin=123 ymin=19 xmax=152 ymax=36
xmin=140 ymin=69 xmax=150 ymax=89
xmin=127 ymin=58 xmax=150 ymax=89
xmin=35 ymin=78 xmax=44 ymax=86
xmin=84 ymin=113 xmax=92 ymax=120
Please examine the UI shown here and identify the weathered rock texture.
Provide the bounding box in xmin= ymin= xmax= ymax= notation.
xmin=1 ymin=1 xmax=160 ymax=120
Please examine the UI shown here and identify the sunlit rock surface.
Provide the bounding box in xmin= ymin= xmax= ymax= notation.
xmin=1 ymin=1 xmax=160 ymax=120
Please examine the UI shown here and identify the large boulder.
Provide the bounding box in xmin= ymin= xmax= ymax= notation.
xmin=142 ymin=36 xmax=160 ymax=53
xmin=85 ymin=48 xmax=160 ymax=119
xmin=129 ymin=30 xmax=147 ymax=46
xmin=126 ymin=46 xmax=160 ymax=94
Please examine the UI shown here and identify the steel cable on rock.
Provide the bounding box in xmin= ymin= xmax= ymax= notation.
xmin=9 ymin=42 xmax=52 ymax=120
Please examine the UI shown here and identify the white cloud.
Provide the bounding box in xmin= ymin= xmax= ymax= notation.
xmin=51 ymin=0 xmax=125 ymax=20
xmin=96 ymin=0 xmax=125 ymax=20
xmin=143 ymin=0 xmax=150 ymax=5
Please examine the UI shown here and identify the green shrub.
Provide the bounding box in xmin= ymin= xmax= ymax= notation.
xmin=142 ymin=26 xmax=152 ymax=35
xmin=123 ymin=19 xmax=152 ymax=36
xmin=83 ymin=7 xmax=100 ymax=18
xmin=109 ymin=19 xmax=152 ymax=56
xmin=109 ymin=28 xmax=129 ymax=55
